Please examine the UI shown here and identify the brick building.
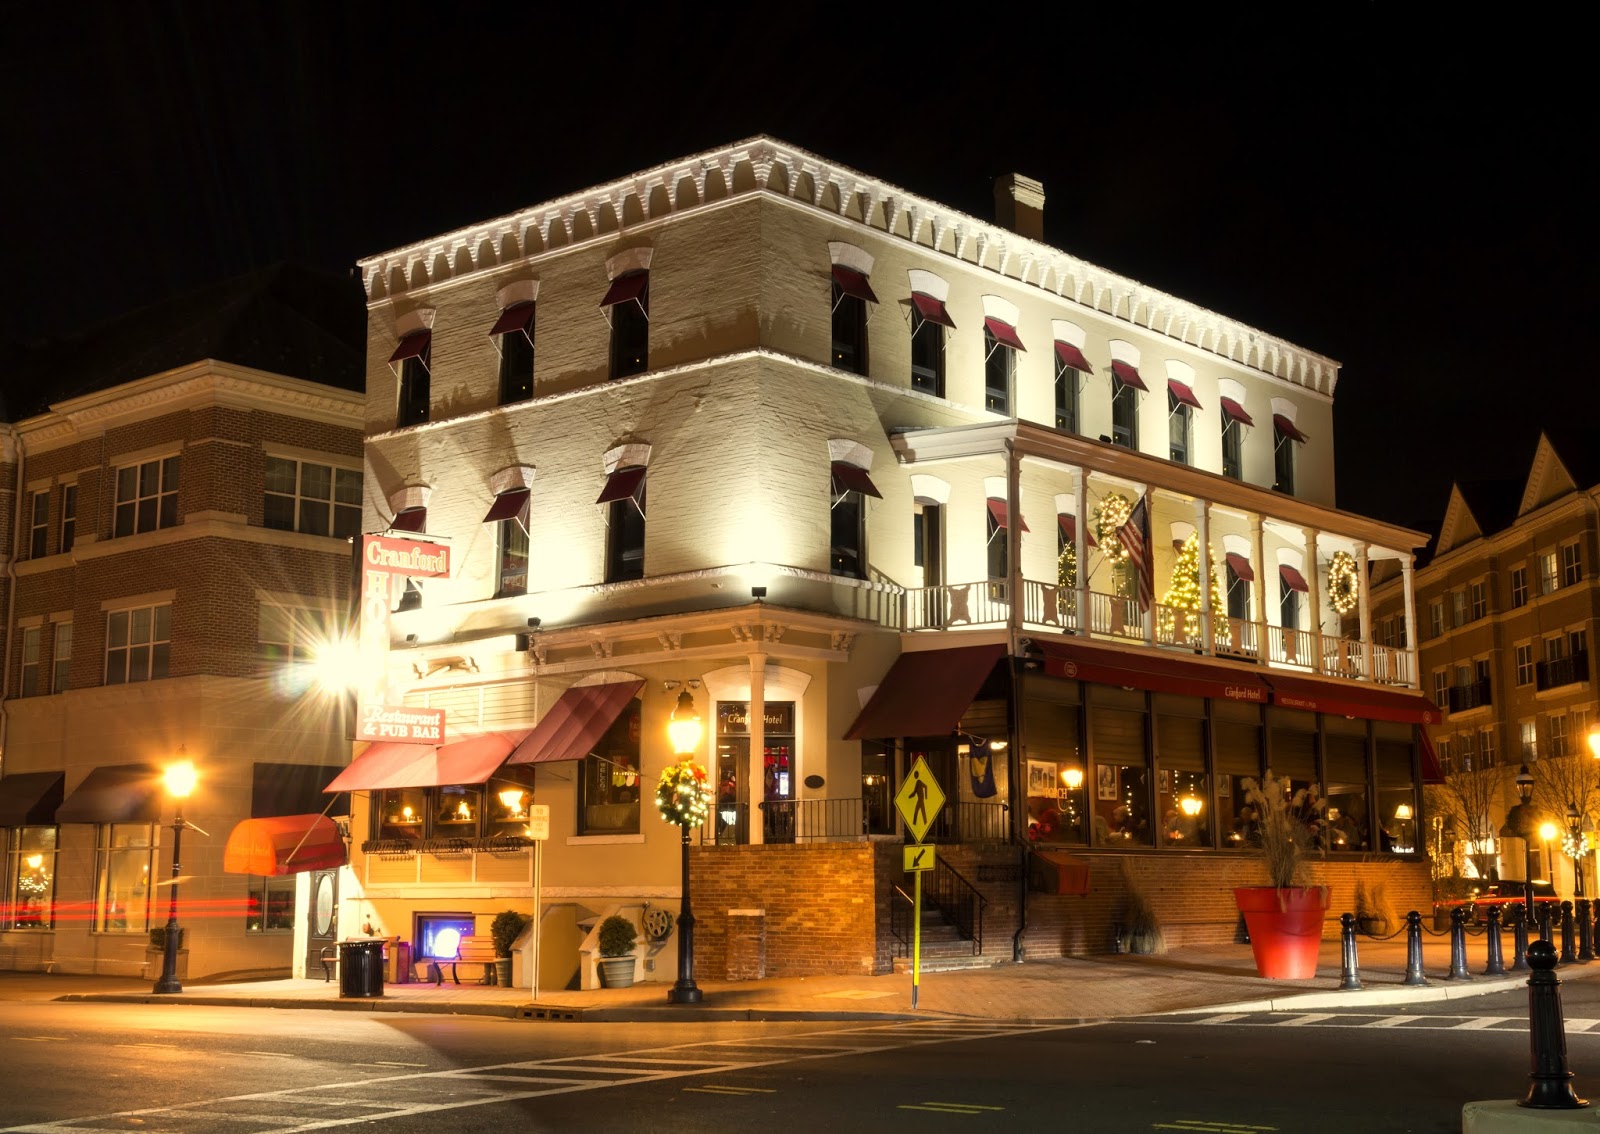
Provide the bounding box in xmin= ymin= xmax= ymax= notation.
xmin=340 ymin=138 xmax=1438 ymax=990
xmin=0 ymin=264 xmax=366 ymax=979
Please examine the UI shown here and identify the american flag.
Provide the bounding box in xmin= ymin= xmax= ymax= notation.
xmin=1119 ymin=496 xmax=1153 ymax=609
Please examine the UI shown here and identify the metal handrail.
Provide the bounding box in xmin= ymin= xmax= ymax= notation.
xmin=890 ymin=885 xmax=913 ymax=958
xmin=927 ymin=858 xmax=987 ymax=956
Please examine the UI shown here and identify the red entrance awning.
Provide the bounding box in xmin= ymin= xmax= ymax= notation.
xmin=910 ymin=292 xmax=956 ymax=329
xmin=595 ymin=465 xmax=647 ymax=506
xmin=1225 ymin=552 xmax=1255 ymax=582
xmin=1220 ymin=396 xmax=1254 ymax=427
xmin=1274 ymin=413 xmax=1309 ymax=444
xmin=1053 ymin=341 xmax=1094 ymax=373
xmin=983 ymin=316 xmax=1026 ymax=352
xmin=830 ymin=462 xmax=882 ymax=498
xmin=482 ymin=488 xmax=530 ymax=524
xmin=831 ymin=265 xmax=878 ymax=304
xmin=388 ymin=331 xmax=431 ymax=365
xmin=223 ymin=814 xmax=346 ymax=876
xmin=985 ymin=497 xmax=1030 ymax=532
xmin=1037 ymin=639 xmax=1269 ymax=704
xmin=1167 ymin=379 xmax=1202 ymax=410
xmin=505 ymin=680 xmax=645 ymax=765
xmin=844 ymin=644 xmax=1007 ymax=741
xmin=1265 ymin=673 xmax=1442 ymax=729
xmin=600 ymin=271 xmax=649 ymax=309
xmin=325 ymin=731 xmax=531 ymax=793
xmin=1111 ymin=360 xmax=1148 ymax=392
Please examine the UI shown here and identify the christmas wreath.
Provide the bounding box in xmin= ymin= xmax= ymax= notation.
xmin=655 ymin=757 xmax=713 ymax=827
xmin=1328 ymin=551 xmax=1360 ymax=615
xmin=1092 ymin=493 xmax=1133 ymax=564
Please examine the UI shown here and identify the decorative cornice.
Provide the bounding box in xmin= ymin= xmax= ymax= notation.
xmin=357 ymin=136 xmax=1339 ymax=397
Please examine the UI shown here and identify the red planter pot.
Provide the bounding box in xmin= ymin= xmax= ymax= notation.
xmin=1234 ymin=886 xmax=1330 ymax=979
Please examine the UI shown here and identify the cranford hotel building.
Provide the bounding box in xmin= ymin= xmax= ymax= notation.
xmin=335 ymin=137 xmax=1440 ymax=988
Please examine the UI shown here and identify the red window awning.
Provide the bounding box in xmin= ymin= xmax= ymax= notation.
xmin=389 ymin=331 xmax=432 ymax=365
xmin=505 ymin=680 xmax=645 ymax=765
xmin=1110 ymin=360 xmax=1148 ymax=392
xmin=830 ymin=461 xmax=882 ymax=498
xmin=844 ymin=645 xmax=1007 ymax=740
xmin=831 ymin=265 xmax=878 ymax=304
xmin=1274 ymin=413 xmax=1309 ymax=444
xmin=1279 ymin=564 xmax=1309 ymax=593
xmin=482 ymin=488 xmax=530 ymax=524
xmin=325 ymin=731 xmax=532 ymax=793
xmin=1419 ymin=732 xmax=1444 ymax=785
xmin=390 ymin=506 xmax=427 ymax=533
xmin=1225 ymin=552 xmax=1255 ymax=582
xmin=489 ymin=302 xmax=536 ymax=337
xmin=1053 ymin=341 xmax=1094 ymax=374
xmin=600 ymin=271 xmax=649 ymax=308
xmin=1220 ymin=396 xmax=1254 ymax=427
xmin=983 ymin=316 xmax=1026 ymax=352
xmin=1266 ymin=673 xmax=1442 ymax=730
xmin=223 ymin=814 xmax=346 ymax=876
xmin=595 ymin=465 xmax=648 ymax=506
xmin=1167 ymin=379 xmax=1202 ymax=411
xmin=1036 ymin=639 xmax=1270 ymax=704
xmin=0 ymin=771 xmax=64 ymax=826
xmin=910 ymin=292 xmax=955 ymax=329
xmin=986 ymin=497 xmax=1030 ymax=532
xmin=1057 ymin=513 xmax=1097 ymax=547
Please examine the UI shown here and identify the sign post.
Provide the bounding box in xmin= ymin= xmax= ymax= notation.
xmin=894 ymin=755 xmax=946 ymax=1010
xmin=527 ymin=804 xmax=549 ymax=1001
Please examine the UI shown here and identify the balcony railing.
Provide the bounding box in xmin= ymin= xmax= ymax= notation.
xmin=697 ymin=799 xmax=868 ymax=845
xmin=1448 ymin=678 xmax=1493 ymax=713
xmin=1536 ymin=652 xmax=1590 ymax=692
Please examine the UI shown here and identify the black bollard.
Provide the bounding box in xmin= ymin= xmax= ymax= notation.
xmin=1338 ymin=912 xmax=1363 ymax=991
xmin=1447 ymin=906 xmax=1475 ymax=980
xmin=1520 ymin=940 xmax=1588 ymax=1109
xmin=1512 ymin=904 xmax=1532 ymax=973
xmin=1578 ymin=898 xmax=1593 ymax=963
xmin=1540 ymin=902 xmax=1555 ymax=946
xmin=1560 ymin=901 xmax=1576 ymax=963
xmin=1482 ymin=904 xmax=1507 ymax=977
xmin=1403 ymin=910 xmax=1429 ymax=986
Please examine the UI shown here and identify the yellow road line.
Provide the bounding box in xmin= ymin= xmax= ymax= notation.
xmin=900 ymin=1103 xmax=1007 ymax=1114
xmin=684 ymin=1085 xmax=778 ymax=1095
xmin=1152 ymin=1122 xmax=1277 ymax=1132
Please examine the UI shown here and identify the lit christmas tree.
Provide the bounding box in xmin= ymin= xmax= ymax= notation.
xmin=1056 ymin=539 xmax=1077 ymax=619
xmin=1158 ymin=533 xmax=1224 ymax=641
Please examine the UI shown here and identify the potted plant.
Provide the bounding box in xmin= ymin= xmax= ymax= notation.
xmin=1233 ymin=770 xmax=1329 ymax=979
xmin=596 ymin=914 xmax=638 ymax=988
xmin=490 ymin=910 xmax=530 ymax=988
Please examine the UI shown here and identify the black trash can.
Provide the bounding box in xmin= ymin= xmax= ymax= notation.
xmin=339 ymin=940 xmax=385 ymax=998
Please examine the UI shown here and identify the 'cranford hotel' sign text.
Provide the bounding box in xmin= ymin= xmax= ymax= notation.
xmin=358 ymin=535 xmax=450 ymax=743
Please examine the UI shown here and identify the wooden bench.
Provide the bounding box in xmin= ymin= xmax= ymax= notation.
xmin=434 ymin=934 xmax=497 ymax=986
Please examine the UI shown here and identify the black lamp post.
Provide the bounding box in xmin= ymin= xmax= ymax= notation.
xmin=666 ymin=688 xmax=704 ymax=1006
xmin=1501 ymin=764 xmax=1539 ymax=923
xmin=1568 ymin=803 xmax=1585 ymax=899
xmin=152 ymin=756 xmax=197 ymax=995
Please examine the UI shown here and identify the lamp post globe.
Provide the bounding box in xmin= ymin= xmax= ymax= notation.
xmin=152 ymin=755 xmax=197 ymax=995
xmin=666 ymin=689 xmax=705 ymax=1006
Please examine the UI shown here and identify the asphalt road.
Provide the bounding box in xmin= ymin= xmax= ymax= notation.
xmin=0 ymin=990 xmax=1590 ymax=1133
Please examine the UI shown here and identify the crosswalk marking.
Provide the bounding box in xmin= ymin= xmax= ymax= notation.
xmin=1149 ymin=1011 xmax=1600 ymax=1035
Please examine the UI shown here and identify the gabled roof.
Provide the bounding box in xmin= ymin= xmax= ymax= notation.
xmin=1451 ymin=479 xmax=1522 ymax=545
xmin=3 ymin=262 xmax=364 ymax=422
xmin=1518 ymin=431 xmax=1584 ymax=517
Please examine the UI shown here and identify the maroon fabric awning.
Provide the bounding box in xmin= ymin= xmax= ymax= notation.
xmin=1419 ymin=732 xmax=1444 ymax=784
xmin=595 ymin=465 xmax=647 ymax=505
xmin=1167 ymin=379 xmax=1202 ymax=410
xmin=1279 ymin=564 xmax=1309 ymax=593
xmin=1110 ymin=360 xmax=1148 ymax=392
xmin=985 ymin=497 xmax=1030 ymax=532
xmin=600 ymin=271 xmax=649 ymax=308
xmin=390 ymin=507 xmax=427 ymax=533
xmin=844 ymin=645 xmax=1007 ymax=740
xmin=830 ymin=462 xmax=882 ymax=498
xmin=1266 ymin=673 xmax=1442 ymax=729
xmin=1220 ymin=396 xmax=1254 ymax=427
xmin=325 ymin=732 xmax=531 ymax=792
xmin=489 ymin=302 xmax=536 ymax=337
xmin=482 ymin=488 xmax=530 ymax=524
xmin=910 ymin=292 xmax=955 ymax=329
xmin=1037 ymin=639 xmax=1269 ymax=704
xmin=223 ymin=814 xmax=346 ymax=876
xmin=505 ymin=680 xmax=645 ymax=765
xmin=831 ymin=265 xmax=878 ymax=304
xmin=389 ymin=331 xmax=431 ymax=365
xmin=983 ymin=316 xmax=1026 ymax=352
xmin=1057 ymin=513 xmax=1097 ymax=547
xmin=1224 ymin=552 xmax=1255 ymax=582
xmin=1053 ymin=341 xmax=1094 ymax=373
xmin=1274 ymin=413 xmax=1309 ymax=443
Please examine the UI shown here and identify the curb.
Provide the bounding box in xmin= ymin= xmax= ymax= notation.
xmin=1170 ymin=964 xmax=1600 ymax=1015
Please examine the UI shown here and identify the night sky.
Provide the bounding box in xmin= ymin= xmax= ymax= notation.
xmin=3 ymin=5 xmax=1591 ymax=540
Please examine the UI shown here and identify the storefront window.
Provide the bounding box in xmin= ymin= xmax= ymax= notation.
xmin=580 ymin=696 xmax=642 ymax=835
xmin=487 ymin=766 xmax=537 ymax=837
xmin=1324 ymin=718 xmax=1370 ymax=851
xmin=1376 ymin=724 xmax=1419 ymax=854
xmin=1089 ymin=686 xmax=1150 ymax=846
xmin=1155 ymin=695 xmax=1210 ymax=848
xmin=435 ymin=785 xmax=483 ymax=836
xmin=95 ymin=823 xmax=154 ymax=934
xmin=1267 ymin=707 xmax=1317 ymax=800
xmin=5 ymin=826 xmax=57 ymax=929
xmin=1022 ymin=676 xmax=1084 ymax=845
xmin=245 ymin=876 xmax=295 ymax=932
xmin=376 ymin=788 xmax=426 ymax=841
xmin=1214 ymin=700 xmax=1262 ymax=849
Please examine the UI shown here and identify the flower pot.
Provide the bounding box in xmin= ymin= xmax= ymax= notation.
xmin=494 ymin=957 xmax=512 ymax=987
xmin=598 ymin=957 xmax=636 ymax=988
xmin=1233 ymin=886 xmax=1329 ymax=979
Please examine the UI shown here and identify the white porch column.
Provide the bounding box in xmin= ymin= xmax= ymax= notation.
xmin=1303 ymin=527 xmax=1322 ymax=672
xmin=1250 ymin=517 xmax=1268 ymax=644
xmin=1074 ymin=470 xmax=1089 ymax=631
xmin=1195 ymin=498 xmax=1213 ymax=651
xmin=1357 ymin=542 xmax=1372 ymax=680
xmin=748 ymin=651 xmax=767 ymax=845
xmin=1143 ymin=488 xmax=1156 ymax=646
xmin=1401 ymin=554 xmax=1419 ymax=686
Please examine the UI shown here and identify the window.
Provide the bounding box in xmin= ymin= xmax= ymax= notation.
xmin=497 ymin=511 xmax=530 ymax=598
xmin=1545 ymin=634 xmax=1567 ymax=663
xmin=245 ymin=876 xmax=295 ymax=933
xmin=1540 ymin=550 xmax=1560 ymax=595
xmin=1458 ymin=731 xmax=1477 ymax=771
xmin=604 ymin=471 xmax=647 ymax=583
xmin=1480 ymin=727 xmax=1497 ymax=767
xmin=1428 ymin=599 xmax=1445 ymax=639
xmin=985 ymin=500 xmax=1014 ymax=584
xmin=95 ymin=823 xmax=155 ymax=933
xmin=59 ymin=484 xmax=76 ymax=554
xmin=830 ymin=481 xmax=866 ymax=580
xmin=494 ymin=302 xmax=536 ymax=404
xmin=607 ymin=271 xmax=650 ymax=380
xmin=830 ymin=278 xmax=869 ymax=375
xmin=1433 ymin=670 xmax=1449 ymax=711
xmin=1469 ymin=580 xmax=1487 ymax=621
xmin=910 ymin=309 xmax=945 ymax=396
xmin=258 ymin=605 xmax=331 ymax=667
xmin=1515 ymin=643 xmax=1535 ymax=686
xmin=1520 ymin=720 xmax=1537 ymax=760
xmin=51 ymin=622 xmax=72 ymax=693
xmin=1511 ymin=567 xmax=1529 ymax=608
xmin=983 ymin=329 xmax=1014 ymax=415
xmin=1168 ymin=392 xmax=1192 ymax=464
xmin=1054 ymin=358 xmax=1079 ymax=433
xmin=579 ymin=697 xmax=642 ymax=835
xmin=1221 ymin=410 xmax=1245 ymax=480
xmin=1436 ymin=737 xmax=1453 ymax=774
xmin=105 ymin=603 xmax=171 ymax=685
xmin=1572 ymin=707 xmax=1591 ymax=742
xmin=5 ymin=827 xmax=57 ymax=929
xmin=1451 ymin=590 xmax=1467 ymax=628
xmin=1272 ymin=418 xmax=1301 ymax=495
xmin=28 ymin=490 xmax=48 ymax=558
xmin=264 ymin=457 xmax=361 ymax=539
xmin=393 ymin=333 xmax=432 ymax=427
xmin=20 ymin=627 xmax=41 ymax=697
xmin=1550 ymin=714 xmax=1571 ymax=758
xmin=1572 ymin=629 xmax=1589 ymax=659
xmin=113 ymin=456 xmax=180 ymax=537
xmin=915 ymin=504 xmax=944 ymax=589
xmin=1563 ymin=542 xmax=1584 ymax=586
xmin=1111 ymin=377 xmax=1139 ymax=449
xmin=1279 ymin=574 xmax=1299 ymax=631
xmin=1225 ymin=561 xmax=1250 ymax=622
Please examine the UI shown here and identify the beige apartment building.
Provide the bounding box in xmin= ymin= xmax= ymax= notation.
xmin=1369 ymin=431 xmax=1600 ymax=892
xmin=341 ymin=137 xmax=1437 ymax=990
xmin=0 ymin=265 xmax=365 ymax=979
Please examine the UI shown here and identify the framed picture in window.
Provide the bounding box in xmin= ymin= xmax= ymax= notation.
xmin=1027 ymin=760 xmax=1056 ymax=796
xmin=1097 ymin=764 xmax=1118 ymax=801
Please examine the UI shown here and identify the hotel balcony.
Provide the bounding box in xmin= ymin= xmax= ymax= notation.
xmin=1536 ymin=652 xmax=1589 ymax=692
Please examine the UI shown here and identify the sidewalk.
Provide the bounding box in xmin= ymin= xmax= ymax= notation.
xmin=9 ymin=933 xmax=1594 ymax=1023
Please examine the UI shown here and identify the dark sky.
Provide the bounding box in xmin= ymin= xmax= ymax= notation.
xmin=3 ymin=4 xmax=1591 ymax=540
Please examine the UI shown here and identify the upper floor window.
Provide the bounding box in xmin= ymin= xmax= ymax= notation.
xmin=1450 ymin=590 xmax=1467 ymax=628
xmin=1480 ymin=727 xmax=1497 ymax=766
xmin=20 ymin=627 xmax=41 ymax=697
xmin=598 ymin=465 xmax=647 ymax=583
xmin=1563 ymin=541 xmax=1583 ymax=587
xmin=1432 ymin=669 xmax=1448 ymax=710
xmin=1225 ymin=559 xmax=1251 ymax=622
xmin=603 ymin=271 xmax=650 ymax=380
xmin=1510 ymin=566 xmax=1529 ymax=608
xmin=264 ymin=457 xmax=361 ymax=539
xmin=1218 ymin=389 xmax=1253 ymax=480
xmin=492 ymin=302 xmax=536 ymax=405
xmin=114 ymin=456 xmax=179 ymax=538
xmin=1272 ymin=413 xmax=1306 ymax=496
xmin=105 ymin=602 xmax=171 ymax=685
xmin=1167 ymin=388 xmax=1196 ymax=465
xmin=909 ymin=291 xmax=953 ymax=397
xmin=984 ymin=496 xmax=1027 ymax=586
xmin=1279 ymin=567 xmax=1303 ymax=631
xmin=829 ymin=461 xmax=880 ymax=580
xmin=52 ymin=622 xmax=72 ymax=694
xmin=1515 ymin=643 xmax=1535 ymax=686
xmin=1111 ymin=374 xmax=1140 ymax=449
xmin=1053 ymin=338 xmax=1092 ymax=433
xmin=1539 ymin=550 xmax=1559 ymax=595
xmin=391 ymin=331 xmax=432 ymax=428
xmin=258 ymin=604 xmax=332 ymax=667
xmin=1519 ymin=720 xmax=1537 ymax=761
xmin=1469 ymin=580 xmax=1487 ymax=621
xmin=983 ymin=321 xmax=1022 ymax=415
xmin=829 ymin=264 xmax=875 ymax=376
xmin=59 ymin=484 xmax=76 ymax=555
xmin=1428 ymin=598 xmax=1444 ymax=639
xmin=1549 ymin=713 xmax=1571 ymax=758
xmin=5 ymin=826 xmax=57 ymax=930
xmin=28 ymin=491 xmax=48 ymax=559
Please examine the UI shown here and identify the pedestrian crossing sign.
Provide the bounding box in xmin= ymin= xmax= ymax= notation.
xmin=894 ymin=755 xmax=945 ymax=844
xmin=903 ymin=844 xmax=935 ymax=872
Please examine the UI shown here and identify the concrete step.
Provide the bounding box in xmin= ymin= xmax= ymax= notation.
xmin=893 ymin=952 xmax=1009 ymax=975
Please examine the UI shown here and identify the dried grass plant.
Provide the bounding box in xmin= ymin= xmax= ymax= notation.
xmin=1120 ymin=860 xmax=1167 ymax=955
xmin=1241 ymin=769 xmax=1326 ymax=889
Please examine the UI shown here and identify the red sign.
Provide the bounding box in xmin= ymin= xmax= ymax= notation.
xmin=356 ymin=535 xmax=452 ymax=744
xmin=358 ymin=704 xmax=445 ymax=743
xmin=363 ymin=535 xmax=450 ymax=578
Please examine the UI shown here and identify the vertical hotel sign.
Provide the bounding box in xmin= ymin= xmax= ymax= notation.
xmin=359 ymin=535 xmax=450 ymax=742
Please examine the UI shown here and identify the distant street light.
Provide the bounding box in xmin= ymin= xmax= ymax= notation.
xmin=152 ymin=755 xmax=197 ymax=995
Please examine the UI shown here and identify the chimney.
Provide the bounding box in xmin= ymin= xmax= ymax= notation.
xmin=994 ymin=173 xmax=1045 ymax=242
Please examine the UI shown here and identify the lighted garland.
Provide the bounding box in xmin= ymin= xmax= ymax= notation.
xmin=655 ymin=757 xmax=713 ymax=827
xmin=1092 ymin=493 xmax=1134 ymax=565
xmin=1328 ymin=551 xmax=1360 ymax=615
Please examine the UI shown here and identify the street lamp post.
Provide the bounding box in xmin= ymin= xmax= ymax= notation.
xmin=1514 ymin=765 xmax=1538 ymax=921
xmin=1568 ymin=804 xmax=1585 ymax=899
xmin=152 ymin=757 xmax=197 ymax=995
xmin=666 ymin=689 xmax=704 ymax=1006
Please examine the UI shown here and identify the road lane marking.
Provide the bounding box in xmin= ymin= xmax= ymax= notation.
xmin=1153 ymin=1122 xmax=1277 ymax=1132
xmin=683 ymin=1085 xmax=777 ymax=1095
xmin=1194 ymin=1013 xmax=1249 ymax=1025
xmin=1280 ymin=1013 xmax=1337 ymax=1026
xmin=900 ymin=1102 xmax=1006 ymax=1114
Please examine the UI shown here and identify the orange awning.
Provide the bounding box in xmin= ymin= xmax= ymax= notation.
xmin=505 ymin=680 xmax=644 ymax=765
xmin=324 ymin=731 xmax=530 ymax=792
xmin=223 ymin=814 xmax=345 ymax=875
